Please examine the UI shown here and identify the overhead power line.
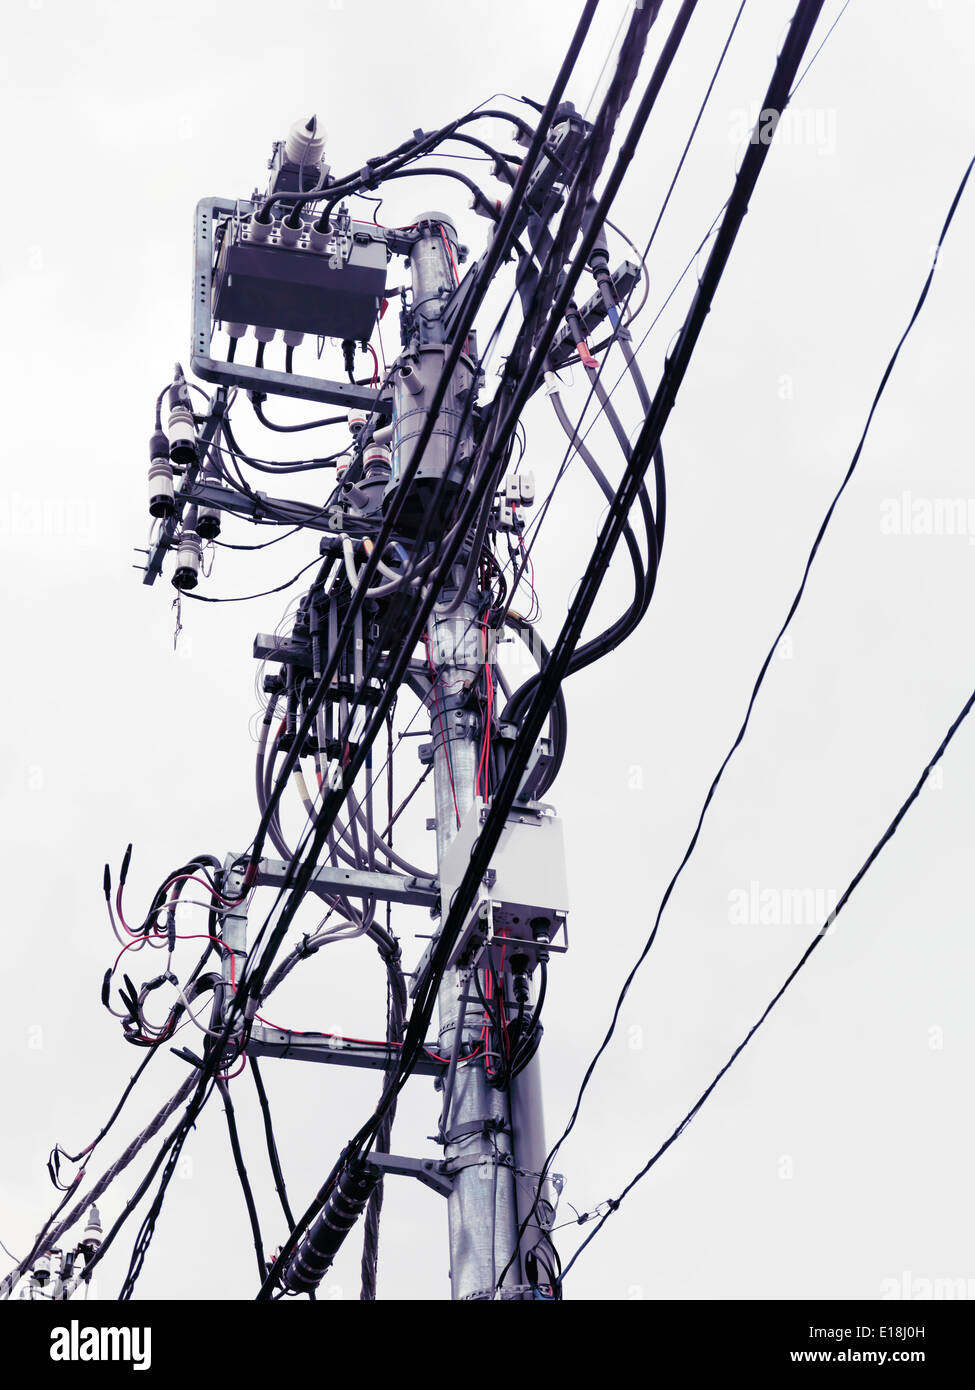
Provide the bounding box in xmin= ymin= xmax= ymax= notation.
xmin=557 ymin=678 xmax=975 ymax=1285
xmin=506 ymin=148 xmax=975 ymax=1278
xmin=12 ymin=1 xmax=965 ymax=1308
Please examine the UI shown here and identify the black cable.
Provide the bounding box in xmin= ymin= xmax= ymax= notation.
xmin=492 ymin=0 xmax=747 ymax=629
xmin=217 ymin=1078 xmax=267 ymax=1283
xmin=122 ymin=0 xmax=646 ymax=1299
xmin=221 ymin=417 xmax=347 ymax=477
xmin=520 ymin=146 xmax=975 ymax=1262
xmin=251 ymin=397 xmax=346 ymax=434
xmin=252 ymin=2 xmax=605 ymax=1298
xmin=557 ymin=682 xmax=975 ymax=1286
xmin=265 ymin=0 xmax=684 ymax=1294
xmin=132 ymin=23 xmax=641 ymax=1313
xmin=357 ymin=164 xmax=499 ymax=219
xmin=239 ymin=123 xmax=570 ymax=918
xmin=181 ymin=554 xmax=323 ymax=604
xmin=496 ymin=0 xmax=829 ymax=1288
xmin=213 ymin=527 xmax=303 ymax=552
xmin=250 ymin=1058 xmax=296 ymax=1231
xmin=113 ymin=1080 xmax=219 ymax=1299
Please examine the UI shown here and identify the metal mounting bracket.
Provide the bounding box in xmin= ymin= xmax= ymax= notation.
xmin=366 ymin=1152 xmax=454 ymax=1198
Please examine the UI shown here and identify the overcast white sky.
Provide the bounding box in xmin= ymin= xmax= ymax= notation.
xmin=1 ymin=0 xmax=973 ymax=1302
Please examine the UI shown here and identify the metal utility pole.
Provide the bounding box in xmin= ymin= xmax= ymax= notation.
xmin=0 ymin=0 xmax=853 ymax=1309
xmin=429 ymin=593 xmax=522 ymax=1299
xmin=401 ymin=213 xmax=522 ymax=1299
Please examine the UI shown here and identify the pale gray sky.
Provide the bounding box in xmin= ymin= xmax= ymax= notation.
xmin=1 ymin=0 xmax=973 ymax=1301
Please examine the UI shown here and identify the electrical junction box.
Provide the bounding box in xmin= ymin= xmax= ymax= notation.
xmin=212 ymin=213 xmax=387 ymax=341
xmin=425 ymin=798 xmax=569 ymax=982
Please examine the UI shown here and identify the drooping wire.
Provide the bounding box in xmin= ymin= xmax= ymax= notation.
xmin=499 ymin=149 xmax=975 ymax=1285
xmin=217 ymin=1078 xmax=267 ymax=1283
xmin=557 ymin=681 xmax=975 ymax=1286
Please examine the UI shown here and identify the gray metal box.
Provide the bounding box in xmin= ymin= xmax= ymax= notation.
xmin=437 ymin=799 xmax=569 ymax=973
xmin=213 ymin=219 xmax=387 ymax=340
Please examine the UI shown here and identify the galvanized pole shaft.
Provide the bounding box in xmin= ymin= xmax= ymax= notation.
xmin=402 ymin=214 xmax=522 ymax=1299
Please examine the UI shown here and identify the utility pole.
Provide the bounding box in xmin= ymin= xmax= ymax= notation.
xmin=119 ymin=87 xmax=593 ymax=1304
xmin=402 ymin=212 xmax=522 ymax=1299
xmin=0 ymin=0 xmax=853 ymax=1308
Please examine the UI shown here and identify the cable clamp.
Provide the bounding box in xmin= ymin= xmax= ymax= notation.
xmin=443 ymin=1116 xmax=510 ymax=1146
xmin=443 ymin=1151 xmax=514 ymax=1178
xmin=460 ymin=1283 xmax=538 ymax=1301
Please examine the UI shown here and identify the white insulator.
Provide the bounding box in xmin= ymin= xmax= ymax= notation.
xmin=279 ymin=218 xmax=301 ymax=247
xmin=253 ymin=325 xmax=276 ymax=343
xmin=173 ymin=530 xmax=202 ymax=590
xmin=283 ymin=329 xmax=304 ymax=347
xmin=148 ymin=458 xmax=175 ymax=518
xmin=285 ymin=114 xmax=326 ymax=167
xmin=167 ymin=404 xmax=197 ymax=465
xmin=347 ymin=408 xmax=368 ymax=435
xmin=248 ymin=216 xmax=273 ymax=243
xmin=363 ymin=442 xmax=391 ymax=473
xmin=83 ymin=1206 xmax=103 ymax=1247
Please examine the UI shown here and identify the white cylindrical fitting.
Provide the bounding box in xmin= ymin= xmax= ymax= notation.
xmin=253 ymin=324 xmax=276 ymax=343
xmin=173 ymin=530 xmax=203 ymax=590
xmin=283 ymin=329 xmax=304 ymax=347
xmin=248 ymin=215 xmax=273 ymax=243
xmin=399 ymin=362 xmax=423 ymax=397
xmin=167 ymin=404 xmax=197 ymax=465
xmin=363 ymin=442 xmax=391 ymax=474
xmin=148 ymin=459 xmax=175 ymax=518
xmin=347 ymin=408 xmax=368 ymax=435
xmin=279 ymin=218 xmax=302 ymax=247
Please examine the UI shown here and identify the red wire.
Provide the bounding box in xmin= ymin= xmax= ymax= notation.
xmin=160 ymin=873 xmax=242 ymax=909
xmin=111 ymin=931 xmax=233 ymax=978
xmin=219 ymin=1051 xmax=247 ymax=1081
xmin=482 ymin=967 xmax=494 ymax=1078
xmin=365 ymin=343 xmax=379 ymax=384
xmin=112 ymin=916 xmax=474 ymax=1063
xmin=115 ymin=868 xmax=247 ymax=940
xmin=475 ymin=620 xmax=493 ymax=797
xmin=498 ymin=939 xmax=509 ymax=1060
xmin=440 ymin=226 xmax=469 ymax=355
xmin=440 ymin=225 xmax=460 ymax=285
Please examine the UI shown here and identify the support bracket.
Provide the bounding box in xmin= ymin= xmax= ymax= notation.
xmin=366 ymin=1152 xmax=454 ymax=1198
